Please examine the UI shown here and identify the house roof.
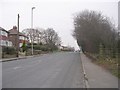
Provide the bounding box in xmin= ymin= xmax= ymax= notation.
xmin=9 ymin=26 xmax=28 ymax=38
xmin=9 ymin=26 xmax=18 ymax=35
xmin=0 ymin=27 xmax=9 ymax=33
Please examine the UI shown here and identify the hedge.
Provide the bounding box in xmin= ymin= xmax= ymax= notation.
xmin=2 ymin=46 xmax=16 ymax=55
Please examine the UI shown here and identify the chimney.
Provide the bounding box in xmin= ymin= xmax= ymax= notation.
xmin=13 ymin=26 xmax=17 ymax=30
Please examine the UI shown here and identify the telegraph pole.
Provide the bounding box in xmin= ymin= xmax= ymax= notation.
xmin=16 ymin=14 xmax=20 ymax=57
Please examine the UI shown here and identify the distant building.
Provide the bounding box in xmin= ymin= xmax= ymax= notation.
xmin=60 ymin=45 xmax=75 ymax=51
xmin=0 ymin=27 xmax=12 ymax=47
xmin=8 ymin=26 xmax=28 ymax=48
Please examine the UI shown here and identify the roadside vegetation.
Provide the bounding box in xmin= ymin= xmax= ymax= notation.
xmin=23 ymin=28 xmax=61 ymax=56
xmin=73 ymin=10 xmax=119 ymax=78
xmin=2 ymin=46 xmax=16 ymax=58
xmin=2 ymin=28 xmax=61 ymax=58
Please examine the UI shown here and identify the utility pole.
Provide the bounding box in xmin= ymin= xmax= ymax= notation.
xmin=116 ymin=11 xmax=119 ymax=60
xmin=16 ymin=14 xmax=20 ymax=57
xmin=31 ymin=7 xmax=35 ymax=55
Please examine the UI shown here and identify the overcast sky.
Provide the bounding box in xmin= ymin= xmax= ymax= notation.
xmin=0 ymin=0 xmax=118 ymax=50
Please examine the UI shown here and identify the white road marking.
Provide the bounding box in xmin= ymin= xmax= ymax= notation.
xmin=13 ymin=60 xmax=42 ymax=70
xmin=13 ymin=67 xmax=21 ymax=70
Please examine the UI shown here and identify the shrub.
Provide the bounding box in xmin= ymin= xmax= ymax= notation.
xmin=21 ymin=40 xmax=27 ymax=52
xmin=33 ymin=45 xmax=41 ymax=50
xmin=2 ymin=46 xmax=16 ymax=55
xmin=27 ymin=44 xmax=58 ymax=52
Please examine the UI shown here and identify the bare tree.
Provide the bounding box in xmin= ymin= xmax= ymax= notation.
xmin=35 ymin=28 xmax=45 ymax=44
xmin=22 ymin=28 xmax=45 ymax=44
xmin=43 ymin=28 xmax=61 ymax=47
xmin=73 ymin=10 xmax=117 ymax=54
xmin=22 ymin=28 xmax=34 ymax=43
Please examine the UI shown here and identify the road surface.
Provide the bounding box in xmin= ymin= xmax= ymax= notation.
xmin=2 ymin=52 xmax=85 ymax=88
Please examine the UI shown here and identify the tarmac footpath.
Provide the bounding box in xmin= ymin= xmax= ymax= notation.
xmin=80 ymin=53 xmax=119 ymax=88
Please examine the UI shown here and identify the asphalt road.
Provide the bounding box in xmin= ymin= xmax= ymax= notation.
xmin=2 ymin=52 xmax=85 ymax=88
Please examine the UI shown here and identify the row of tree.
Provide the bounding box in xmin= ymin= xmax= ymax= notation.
xmin=22 ymin=28 xmax=61 ymax=51
xmin=73 ymin=10 xmax=119 ymax=58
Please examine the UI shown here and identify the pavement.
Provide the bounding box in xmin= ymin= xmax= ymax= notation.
xmin=0 ymin=57 xmax=26 ymax=62
xmin=0 ymin=55 xmax=41 ymax=62
xmin=80 ymin=52 xmax=119 ymax=88
xmin=2 ymin=52 xmax=85 ymax=88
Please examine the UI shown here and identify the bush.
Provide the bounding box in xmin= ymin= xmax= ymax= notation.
xmin=26 ymin=49 xmax=43 ymax=55
xmin=26 ymin=49 xmax=32 ymax=55
xmin=40 ymin=45 xmax=49 ymax=51
xmin=2 ymin=46 xmax=16 ymax=55
xmin=33 ymin=45 xmax=41 ymax=50
xmin=27 ymin=44 xmax=58 ymax=52
xmin=33 ymin=45 xmax=49 ymax=51
xmin=21 ymin=41 xmax=27 ymax=52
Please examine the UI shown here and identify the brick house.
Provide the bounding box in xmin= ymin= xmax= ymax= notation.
xmin=0 ymin=27 xmax=12 ymax=47
xmin=8 ymin=26 xmax=28 ymax=48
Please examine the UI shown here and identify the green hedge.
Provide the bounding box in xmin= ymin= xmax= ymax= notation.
xmin=2 ymin=46 xmax=16 ymax=55
xmin=33 ymin=45 xmax=50 ymax=51
xmin=27 ymin=44 xmax=58 ymax=52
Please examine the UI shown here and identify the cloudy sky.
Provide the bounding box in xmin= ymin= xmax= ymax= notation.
xmin=0 ymin=0 xmax=118 ymax=50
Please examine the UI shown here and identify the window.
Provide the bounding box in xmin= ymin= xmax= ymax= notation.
xmin=0 ymin=40 xmax=7 ymax=46
xmin=7 ymin=41 xmax=13 ymax=47
xmin=19 ymin=43 xmax=23 ymax=47
xmin=19 ymin=36 xmax=24 ymax=40
xmin=1 ymin=31 xmax=7 ymax=37
xmin=25 ymin=37 xmax=28 ymax=40
xmin=0 ymin=30 xmax=1 ymax=35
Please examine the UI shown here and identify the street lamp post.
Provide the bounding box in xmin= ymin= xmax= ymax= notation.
xmin=31 ymin=7 xmax=35 ymax=55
